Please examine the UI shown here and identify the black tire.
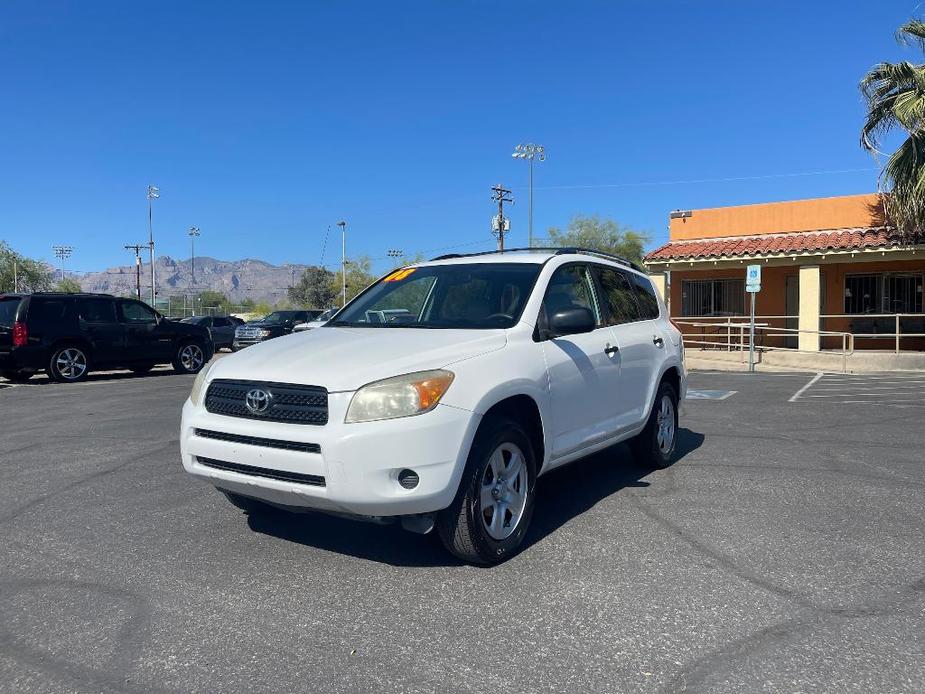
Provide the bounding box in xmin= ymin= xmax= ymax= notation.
xmin=172 ymin=340 xmax=206 ymax=374
xmin=47 ymin=344 xmax=90 ymax=383
xmin=223 ymin=491 xmax=270 ymax=515
xmin=131 ymin=362 xmax=156 ymax=375
xmin=629 ymin=381 xmax=678 ymax=469
xmin=1 ymin=370 xmax=33 ymax=383
xmin=437 ymin=417 xmax=536 ymax=566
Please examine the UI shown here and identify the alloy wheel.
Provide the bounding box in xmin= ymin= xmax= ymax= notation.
xmin=56 ymin=348 xmax=87 ymax=381
xmin=656 ymin=394 xmax=676 ymax=454
xmin=480 ymin=442 xmax=529 ymax=540
xmin=179 ymin=344 xmax=204 ymax=372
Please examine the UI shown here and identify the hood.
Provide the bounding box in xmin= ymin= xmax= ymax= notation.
xmin=208 ymin=326 xmax=507 ymax=392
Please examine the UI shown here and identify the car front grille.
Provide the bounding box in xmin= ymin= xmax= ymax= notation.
xmin=205 ymin=380 xmax=329 ymax=425
xmin=196 ymin=456 xmax=326 ymax=487
xmin=194 ymin=428 xmax=321 ymax=453
xmin=235 ymin=327 xmax=263 ymax=340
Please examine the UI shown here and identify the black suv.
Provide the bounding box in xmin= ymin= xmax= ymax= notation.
xmin=0 ymin=293 xmax=213 ymax=383
xmin=232 ymin=310 xmax=320 ymax=350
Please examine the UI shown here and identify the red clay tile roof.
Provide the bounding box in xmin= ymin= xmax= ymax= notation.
xmin=643 ymin=226 xmax=920 ymax=262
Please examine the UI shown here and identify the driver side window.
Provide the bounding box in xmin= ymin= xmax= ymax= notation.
xmin=120 ymin=300 xmax=157 ymax=323
xmin=540 ymin=265 xmax=602 ymax=327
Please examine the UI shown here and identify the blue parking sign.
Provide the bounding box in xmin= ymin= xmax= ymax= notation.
xmin=746 ymin=264 xmax=761 ymax=293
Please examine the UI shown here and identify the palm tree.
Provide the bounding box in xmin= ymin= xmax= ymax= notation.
xmin=860 ymin=19 xmax=925 ymax=238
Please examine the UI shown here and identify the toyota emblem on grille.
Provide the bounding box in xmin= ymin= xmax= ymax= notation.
xmin=245 ymin=388 xmax=272 ymax=414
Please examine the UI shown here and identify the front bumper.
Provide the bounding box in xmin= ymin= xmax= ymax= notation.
xmin=180 ymin=393 xmax=480 ymax=517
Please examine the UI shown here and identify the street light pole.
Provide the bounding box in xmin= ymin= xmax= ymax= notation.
xmin=337 ymin=220 xmax=347 ymax=307
xmin=146 ymin=185 xmax=159 ymax=307
xmin=188 ymin=226 xmax=200 ymax=285
xmin=512 ymin=143 xmax=545 ymax=247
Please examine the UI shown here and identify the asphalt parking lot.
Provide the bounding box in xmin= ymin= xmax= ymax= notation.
xmin=0 ymin=369 xmax=923 ymax=693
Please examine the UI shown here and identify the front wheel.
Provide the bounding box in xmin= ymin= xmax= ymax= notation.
xmin=629 ymin=382 xmax=678 ymax=469
xmin=437 ymin=417 xmax=536 ymax=565
xmin=47 ymin=345 xmax=90 ymax=383
xmin=172 ymin=341 xmax=206 ymax=374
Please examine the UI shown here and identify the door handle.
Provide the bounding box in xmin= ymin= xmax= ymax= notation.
xmin=652 ymin=335 xmax=664 ymax=347
xmin=604 ymin=343 xmax=619 ymax=356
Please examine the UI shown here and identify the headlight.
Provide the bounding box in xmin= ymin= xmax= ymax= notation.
xmin=345 ymin=370 xmax=454 ymax=423
xmin=258 ymin=329 xmax=271 ymax=337
xmin=189 ymin=362 xmax=215 ymax=406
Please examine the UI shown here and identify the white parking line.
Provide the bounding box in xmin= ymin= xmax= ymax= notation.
xmin=790 ymin=372 xmax=925 ymax=407
xmin=788 ymin=372 xmax=823 ymax=402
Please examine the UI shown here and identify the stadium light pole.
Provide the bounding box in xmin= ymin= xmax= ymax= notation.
xmin=52 ymin=245 xmax=74 ymax=284
xmin=188 ymin=226 xmax=200 ymax=285
xmin=337 ymin=220 xmax=347 ymax=307
xmin=146 ymin=185 xmax=160 ymax=306
xmin=511 ymin=143 xmax=545 ymax=248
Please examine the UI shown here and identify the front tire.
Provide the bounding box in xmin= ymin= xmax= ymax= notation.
xmin=172 ymin=341 xmax=206 ymax=374
xmin=47 ymin=345 xmax=90 ymax=383
xmin=437 ymin=417 xmax=536 ymax=565
xmin=629 ymin=381 xmax=678 ymax=469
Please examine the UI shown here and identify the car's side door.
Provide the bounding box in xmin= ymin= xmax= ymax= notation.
xmin=119 ymin=299 xmax=172 ymax=360
xmin=539 ymin=263 xmax=624 ymax=464
xmin=592 ymin=265 xmax=655 ymax=431
xmin=210 ymin=316 xmax=234 ymax=346
xmin=76 ymin=297 xmax=123 ymax=364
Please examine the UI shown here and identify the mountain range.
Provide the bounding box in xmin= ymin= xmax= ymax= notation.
xmin=76 ymin=256 xmax=313 ymax=304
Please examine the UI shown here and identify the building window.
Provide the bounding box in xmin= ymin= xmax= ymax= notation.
xmin=844 ymin=273 xmax=923 ymax=314
xmin=680 ymin=279 xmax=745 ymax=316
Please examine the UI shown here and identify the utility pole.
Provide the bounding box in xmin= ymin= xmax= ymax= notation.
xmin=337 ymin=220 xmax=347 ymax=306
xmin=188 ymin=226 xmax=200 ymax=286
xmin=124 ymin=244 xmax=145 ymax=300
xmin=12 ymin=259 xmax=17 ymax=293
xmin=52 ymin=245 xmax=74 ymax=284
xmin=490 ymin=184 xmax=513 ymax=252
xmin=146 ymin=185 xmax=159 ymax=307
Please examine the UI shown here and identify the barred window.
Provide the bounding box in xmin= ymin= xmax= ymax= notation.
xmin=845 ymin=274 xmax=923 ymax=314
xmin=680 ymin=279 xmax=744 ymax=317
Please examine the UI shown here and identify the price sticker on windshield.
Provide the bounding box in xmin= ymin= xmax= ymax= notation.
xmin=383 ymin=268 xmax=417 ymax=282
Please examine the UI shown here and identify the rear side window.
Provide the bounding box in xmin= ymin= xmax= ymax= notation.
xmin=78 ymin=298 xmax=116 ymax=323
xmin=33 ymin=299 xmax=69 ymax=324
xmin=632 ymin=274 xmax=661 ymax=320
xmin=0 ymin=298 xmax=24 ymax=327
xmin=594 ymin=267 xmax=640 ymax=325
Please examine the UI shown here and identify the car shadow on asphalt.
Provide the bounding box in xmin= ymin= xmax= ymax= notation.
xmin=245 ymin=427 xmax=705 ymax=568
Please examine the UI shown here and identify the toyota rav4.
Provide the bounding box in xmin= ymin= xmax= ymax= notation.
xmin=180 ymin=248 xmax=686 ymax=564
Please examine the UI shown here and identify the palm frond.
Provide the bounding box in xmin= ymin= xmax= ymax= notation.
xmin=882 ymin=133 xmax=925 ymax=235
xmin=896 ymin=19 xmax=925 ymax=52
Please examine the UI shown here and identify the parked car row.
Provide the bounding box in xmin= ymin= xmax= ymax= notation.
xmin=180 ymin=315 xmax=245 ymax=351
xmin=0 ymin=293 xmax=216 ymax=383
xmin=232 ymin=310 xmax=322 ymax=350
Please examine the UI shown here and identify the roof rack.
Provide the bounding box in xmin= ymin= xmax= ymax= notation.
xmin=429 ymin=246 xmax=643 ymax=271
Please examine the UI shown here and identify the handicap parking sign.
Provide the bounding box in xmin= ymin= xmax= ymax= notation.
xmin=746 ymin=264 xmax=761 ymax=293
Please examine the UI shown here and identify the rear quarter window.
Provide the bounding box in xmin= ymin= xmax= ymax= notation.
xmin=30 ymin=298 xmax=70 ymax=325
xmin=0 ymin=297 xmax=23 ymax=327
xmin=631 ymin=274 xmax=661 ymax=320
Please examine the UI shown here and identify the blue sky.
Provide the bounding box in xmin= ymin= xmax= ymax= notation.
xmin=0 ymin=1 xmax=917 ymax=275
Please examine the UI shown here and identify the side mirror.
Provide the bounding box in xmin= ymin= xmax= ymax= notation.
xmin=546 ymin=307 xmax=596 ymax=339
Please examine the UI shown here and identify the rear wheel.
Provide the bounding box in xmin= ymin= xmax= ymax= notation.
xmin=1 ymin=370 xmax=33 ymax=383
xmin=47 ymin=345 xmax=90 ymax=383
xmin=629 ymin=381 xmax=678 ymax=469
xmin=172 ymin=341 xmax=206 ymax=374
xmin=437 ymin=417 xmax=536 ymax=565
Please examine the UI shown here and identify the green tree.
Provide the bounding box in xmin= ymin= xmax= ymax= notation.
xmin=331 ymin=256 xmax=377 ymax=304
xmin=288 ymin=266 xmax=337 ymax=308
xmin=860 ymin=19 xmax=925 ymax=237
xmin=0 ymin=242 xmax=53 ymax=292
xmin=546 ymin=215 xmax=650 ymax=265
xmin=55 ymin=277 xmax=83 ymax=293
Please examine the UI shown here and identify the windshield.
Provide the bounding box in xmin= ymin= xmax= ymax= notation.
xmin=0 ymin=297 xmax=22 ymax=327
xmin=181 ymin=316 xmax=208 ymax=325
xmin=329 ymin=263 xmax=542 ymax=329
xmin=260 ymin=311 xmax=298 ymax=323
xmin=316 ymin=308 xmax=337 ymax=322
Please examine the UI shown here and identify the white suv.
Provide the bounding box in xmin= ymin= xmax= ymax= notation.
xmin=181 ymin=248 xmax=685 ymax=565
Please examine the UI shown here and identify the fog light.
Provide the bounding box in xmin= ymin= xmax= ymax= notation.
xmin=397 ymin=469 xmax=419 ymax=490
